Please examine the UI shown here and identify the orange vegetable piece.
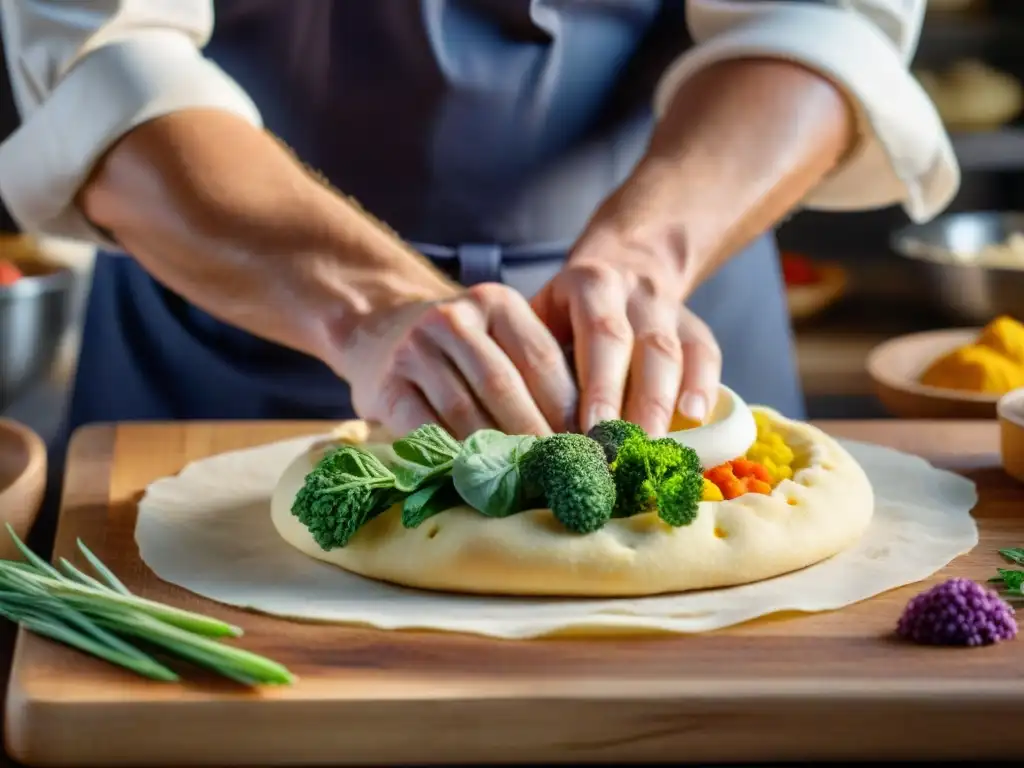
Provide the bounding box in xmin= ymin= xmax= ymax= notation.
xmin=704 ymin=458 xmax=773 ymax=500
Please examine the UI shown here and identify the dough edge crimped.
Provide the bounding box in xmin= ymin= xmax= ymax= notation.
xmin=269 ymin=409 xmax=875 ymax=597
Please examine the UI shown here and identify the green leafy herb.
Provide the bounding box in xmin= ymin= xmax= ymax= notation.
xmin=994 ymin=568 xmax=1024 ymax=592
xmin=291 ymin=445 xmax=398 ymax=549
xmin=452 ymin=430 xmax=537 ymax=518
xmin=401 ymin=477 xmax=462 ymax=529
xmin=0 ymin=524 xmax=292 ymax=686
xmin=392 ymin=424 xmax=462 ymax=483
xmin=986 ymin=549 xmax=1024 ymax=600
xmin=293 ymin=425 xmax=466 ymax=548
xmin=999 ymin=548 xmax=1024 ymax=567
xmin=362 ymin=444 xmax=425 ymax=492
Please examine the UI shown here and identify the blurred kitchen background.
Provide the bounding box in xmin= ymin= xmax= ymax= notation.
xmin=3 ymin=0 xmax=1024 ymax=445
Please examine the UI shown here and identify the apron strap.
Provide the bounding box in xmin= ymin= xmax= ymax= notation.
xmin=456 ymin=243 xmax=502 ymax=286
xmin=413 ymin=240 xmax=571 ymax=286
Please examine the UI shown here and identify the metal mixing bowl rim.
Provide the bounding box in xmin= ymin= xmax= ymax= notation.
xmin=889 ymin=210 xmax=1024 ymax=272
xmin=0 ymin=264 xmax=75 ymax=303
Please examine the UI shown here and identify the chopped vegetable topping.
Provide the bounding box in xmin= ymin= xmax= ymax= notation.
xmin=701 ymin=477 xmax=724 ymax=502
xmin=520 ymin=433 xmax=616 ymax=534
xmin=292 ymin=446 xmax=401 ymax=549
xmin=610 ymin=434 xmax=703 ymax=526
xmin=586 ymin=419 xmax=647 ymax=463
xmin=746 ymin=412 xmax=796 ymax=484
xmin=703 ymin=459 xmax=773 ymax=500
xmin=295 ymin=418 xmax=709 ymax=543
xmin=897 ymin=578 xmax=1017 ymax=647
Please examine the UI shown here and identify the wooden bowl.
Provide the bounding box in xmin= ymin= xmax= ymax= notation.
xmin=786 ymin=263 xmax=848 ymax=322
xmin=0 ymin=419 xmax=46 ymax=559
xmin=865 ymin=328 xmax=1003 ymax=419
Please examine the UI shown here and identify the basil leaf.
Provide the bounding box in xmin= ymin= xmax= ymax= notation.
xmin=401 ymin=478 xmax=462 ymax=529
xmin=392 ymin=425 xmax=462 ymax=471
xmin=452 ymin=430 xmax=537 ymax=518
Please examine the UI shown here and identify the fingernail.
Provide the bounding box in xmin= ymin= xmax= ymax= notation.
xmin=585 ymin=405 xmax=617 ymax=432
xmin=679 ymin=392 xmax=707 ymax=424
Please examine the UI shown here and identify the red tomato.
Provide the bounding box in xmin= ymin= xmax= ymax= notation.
xmin=0 ymin=259 xmax=23 ymax=286
xmin=781 ymin=251 xmax=821 ymax=286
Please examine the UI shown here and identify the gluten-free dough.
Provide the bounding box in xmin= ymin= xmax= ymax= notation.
xmin=270 ymin=409 xmax=874 ymax=597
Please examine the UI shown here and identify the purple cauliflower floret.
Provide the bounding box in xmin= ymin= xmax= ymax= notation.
xmin=896 ymin=577 xmax=1018 ymax=647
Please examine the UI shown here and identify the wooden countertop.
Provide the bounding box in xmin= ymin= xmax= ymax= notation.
xmin=2 ymin=419 xmax=1021 ymax=766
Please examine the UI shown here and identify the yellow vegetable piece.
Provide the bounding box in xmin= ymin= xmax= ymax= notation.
xmin=919 ymin=343 xmax=1024 ymax=394
xmin=977 ymin=315 xmax=1024 ymax=367
xmin=746 ymin=412 xmax=796 ymax=485
xmin=701 ymin=477 xmax=724 ymax=502
xmin=753 ymin=411 xmax=774 ymax=440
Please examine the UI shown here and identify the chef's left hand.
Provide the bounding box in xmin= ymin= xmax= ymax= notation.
xmin=532 ymin=166 xmax=721 ymax=437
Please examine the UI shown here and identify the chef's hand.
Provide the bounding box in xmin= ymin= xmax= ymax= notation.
xmin=338 ymin=285 xmax=578 ymax=439
xmin=532 ymin=170 xmax=722 ymax=438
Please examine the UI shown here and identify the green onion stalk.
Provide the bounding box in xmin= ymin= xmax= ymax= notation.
xmin=0 ymin=524 xmax=293 ymax=686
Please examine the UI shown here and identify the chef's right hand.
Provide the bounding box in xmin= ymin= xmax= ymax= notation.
xmin=337 ymin=283 xmax=578 ymax=439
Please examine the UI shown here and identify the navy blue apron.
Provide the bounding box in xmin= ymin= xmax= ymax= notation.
xmin=66 ymin=0 xmax=805 ymax=437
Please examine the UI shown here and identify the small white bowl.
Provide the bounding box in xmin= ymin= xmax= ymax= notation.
xmin=667 ymin=384 xmax=757 ymax=469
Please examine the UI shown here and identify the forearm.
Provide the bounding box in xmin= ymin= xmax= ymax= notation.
xmin=621 ymin=57 xmax=856 ymax=292
xmin=79 ymin=109 xmax=456 ymax=366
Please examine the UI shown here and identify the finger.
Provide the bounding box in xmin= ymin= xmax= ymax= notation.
xmin=378 ymin=379 xmax=443 ymax=437
xmin=569 ymin=267 xmax=633 ymax=432
xmin=529 ymin=281 xmax=573 ymax=345
xmin=420 ymin=297 xmax=553 ymax=436
xmin=676 ymin=305 xmax=722 ymax=423
xmin=397 ymin=343 xmax=495 ymax=438
xmin=623 ymin=299 xmax=683 ymax=437
xmin=486 ymin=288 xmax=578 ymax=433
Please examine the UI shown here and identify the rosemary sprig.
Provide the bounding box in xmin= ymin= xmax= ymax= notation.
xmin=0 ymin=524 xmax=293 ymax=686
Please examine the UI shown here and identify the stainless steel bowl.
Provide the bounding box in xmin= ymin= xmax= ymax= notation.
xmin=890 ymin=211 xmax=1024 ymax=324
xmin=0 ymin=263 xmax=75 ymax=411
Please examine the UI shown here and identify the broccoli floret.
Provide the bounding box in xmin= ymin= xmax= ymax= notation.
xmin=521 ymin=434 xmax=616 ymax=534
xmin=291 ymin=446 xmax=399 ymax=550
xmin=586 ymin=419 xmax=647 ymax=463
xmin=654 ymin=469 xmax=704 ymax=527
xmin=610 ymin=435 xmax=703 ymax=526
xmin=650 ymin=437 xmax=702 ymax=475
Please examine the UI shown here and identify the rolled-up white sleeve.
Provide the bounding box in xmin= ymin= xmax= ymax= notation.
xmin=655 ymin=0 xmax=959 ymax=223
xmin=0 ymin=0 xmax=263 ymax=245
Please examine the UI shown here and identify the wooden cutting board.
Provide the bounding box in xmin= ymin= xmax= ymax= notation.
xmin=5 ymin=420 xmax=1024 ymax=766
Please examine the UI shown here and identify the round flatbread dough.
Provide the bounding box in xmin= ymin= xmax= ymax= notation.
xmin=270 ymin=409 xmax=874 ymax=597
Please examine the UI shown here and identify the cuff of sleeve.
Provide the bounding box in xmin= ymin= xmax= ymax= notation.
xmin=654 ymin=5 xmax=959 ymax=223
xmin=0 ymin=29 xmax=263 ymax=247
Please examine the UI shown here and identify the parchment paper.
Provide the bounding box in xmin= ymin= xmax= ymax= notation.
xmin=135 ymin=436 xmax=979 ymax=639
